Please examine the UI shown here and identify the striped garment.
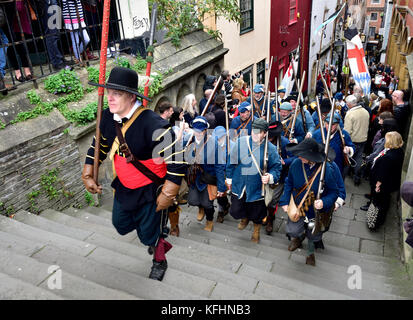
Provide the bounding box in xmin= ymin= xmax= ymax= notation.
xmin=62 ymin=0 xmax=86 ymax=30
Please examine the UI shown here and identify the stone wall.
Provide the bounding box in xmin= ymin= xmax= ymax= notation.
xmin=401 ymin=54 xmax=413 ymax=276
xmin=0 ymin=110 xmax=86 ymax=216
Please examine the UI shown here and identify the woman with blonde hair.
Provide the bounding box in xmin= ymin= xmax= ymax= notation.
xmin=232 ymin=78 xmax=246 ymax=104
xmin=362 ymin=131 xmax=404 ymax=230
xmin=182 ymin=93 xmax=198 ymax=124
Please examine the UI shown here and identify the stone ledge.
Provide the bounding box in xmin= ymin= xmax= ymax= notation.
xmin=0 ymin=110 xmax=69 ymax=155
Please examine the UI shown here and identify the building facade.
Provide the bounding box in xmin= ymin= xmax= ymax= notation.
xmin=386 ymin=0 xmax=413 ymax=89
xmin=269 ymin=0 xmax=312 ymax=93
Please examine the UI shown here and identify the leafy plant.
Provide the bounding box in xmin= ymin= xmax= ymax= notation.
xmin=149 ymin=0 xmax=241 ymax=47
xmin=115 ymin=56 xmax=131 ymax=69
xmin=84 ymin=191 xmax=96 ymax=207
xmin=131 ymin=54 xmax=148 ymax=73
xmin=44 ymin=68 xmax=82 ymax=95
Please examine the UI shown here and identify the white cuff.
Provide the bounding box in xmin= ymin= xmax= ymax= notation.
xmin=336 ymin=197 xmax=345 ymax=207
xmin=269 ymin=174 xmax=274 ymax=185
xmin=225 ymin=178 xmax=232 ymax=185
xmin=348 ymin=147 xmax=354 ymax=158
xmin=306 ymin=132 xmax=312 ymax=138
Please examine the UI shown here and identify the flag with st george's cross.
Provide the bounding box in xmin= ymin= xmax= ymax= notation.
xmin=344 ymin=26 xmax=371 ymax=96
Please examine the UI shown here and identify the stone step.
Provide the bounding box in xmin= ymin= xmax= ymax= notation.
xmin=1 ymin=212 xmax=203 ymax=299
xmin=179 ymin=211 xmax=403 ymax=276
xmin=76 ymin=206 xmax=410 ymax=297
xmin=175 ymin=219 xmax=408 ymax=299
xmin=0 ymin=244 xmax=139 ymax=300
xmin=0 ymin=271 xmax=63 ymax=300
xmin=14 ymin=210 xmax=268 ymax=299
xmin=41 ymin=209 xmax=137 ymax=243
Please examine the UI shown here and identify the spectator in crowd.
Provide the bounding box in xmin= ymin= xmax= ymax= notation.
xmin=231 ymin=77 xmax=246 ymax=105
xmin=361 ymin=131 xmax=404 ymax=230
xmin=209 ymin=93 xmax=229 ymax=129
xmin=0 ymin=25 xmax=9 ymax=94
xmin=241 ymin=80 xmax=249 ymax=97
xmin=203 ymin=75 xmax=217 ymax=92
xmin=62 ymin=0 xmax=92 ymax=65
xmin=3 ymin=0 xmax=34 ymax=82
xmin=344 ymin=94 xmax=370 ymax=186
xmin=221 ymin=70 xmax=233 ymax=106
xmin=158 ymin=101 xmax=174 ymax=121
xmin=392 ymin=90 xmax=410 ymax=137
xmin=182 ymin=93 xmax=198 ymax=124
xmin=199 ymin=89 xmax=213 ymax=115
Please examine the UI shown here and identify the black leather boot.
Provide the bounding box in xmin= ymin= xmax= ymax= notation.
xmin=149 ymin=259 xmax=168 ymax=281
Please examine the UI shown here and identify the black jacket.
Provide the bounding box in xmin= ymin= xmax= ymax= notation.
xmin=371 ymin=148 xmax=404 ymax=194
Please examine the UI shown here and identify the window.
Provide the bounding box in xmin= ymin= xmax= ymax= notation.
xmin=370 ymin=12 xmax=378 ymax=21
xmin=289 ymin=0 xmax=298 ymax=24
xmin=371 ymin=0 xmax=380 ymax=4
xmin=369 ymin=27 xmax=376 ymax=38
xmin=240 ymin=0 xmax=254 ymax=34
xmin=241 ymin=65 xmax=253 ymax=87
xmin=256 ymin=59 xmax=266 ymax=85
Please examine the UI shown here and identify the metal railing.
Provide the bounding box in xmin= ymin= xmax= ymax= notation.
xmin=0 ymin=0 xmax=127 ymax=93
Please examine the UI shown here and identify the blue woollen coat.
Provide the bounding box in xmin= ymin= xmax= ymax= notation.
xmin=297 ymin=108 xmax=316 ymax=134
xmin=226 ymin=136 xmax=282 ymax=202
xmin=186 ymin=135 xmax=227 ymax=193
xmin=311 ymin=111 xmax=344 ymax=133
xmin=312 ymin=127 xmax=355 ymax=176
xmin=279 ymin=158 xmax=339 ymax=220
xmin=230 ymin=115 xmax=258 ymax=138
xmin=330 ymin=161 xmax=346 ymax=201
xmin=282 ymin=115 xmax=306 ymax=143
xmin=247 ymin=96 xmax=274 ymax=120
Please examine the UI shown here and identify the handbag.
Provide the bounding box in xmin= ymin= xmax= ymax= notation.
xmin=366 ymin=201 xmax=380 ymax=230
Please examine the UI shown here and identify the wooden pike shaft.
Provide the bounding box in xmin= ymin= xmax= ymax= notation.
xmin=93 ymin=0 xmax=111 ymax=183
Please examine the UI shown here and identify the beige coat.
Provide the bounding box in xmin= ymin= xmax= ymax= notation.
xmin=343 ymin=105 xmax=370 ymax=143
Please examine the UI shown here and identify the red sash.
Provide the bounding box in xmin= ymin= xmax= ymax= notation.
xmin=114 ymin=154 xmax=167 ymax=189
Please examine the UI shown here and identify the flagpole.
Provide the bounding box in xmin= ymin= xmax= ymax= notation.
xmin=313 ymin=10 xmax=327 ymax=96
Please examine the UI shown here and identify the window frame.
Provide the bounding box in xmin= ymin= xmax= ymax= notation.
xmin=370 ymin=12 xmax=378 ymax=21
xmin=288 ymin=0 xmax=298 ymax=25
xmin=240 ymin=0 xmax=254 ymax=35
xmin=256 ymin=59 xmax=266 ymax=85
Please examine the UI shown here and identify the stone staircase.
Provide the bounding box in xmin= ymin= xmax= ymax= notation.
xmin=0 ymin=179 xmax=412 ymax=299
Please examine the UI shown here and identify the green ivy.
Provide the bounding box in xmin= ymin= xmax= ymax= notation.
xmin=115 ymin=56 xmax=131 ymax=69
xmin=84 ymin=191 xmax=96 ymax=207
xmin=131 ymin=55 xmax=148 ymax=73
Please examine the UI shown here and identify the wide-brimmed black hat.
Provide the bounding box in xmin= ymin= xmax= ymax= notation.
xmin=286 ymin=138 xmax=326 ymax=163
xmin=88 ymin=66 xmax=151 ymax=101
xmin=320 ymin=98 xmax=331 ymax=113
xmin=268 ymin=121 xmax=283 ymax=139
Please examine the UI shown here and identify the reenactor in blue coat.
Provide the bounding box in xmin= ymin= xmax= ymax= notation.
xmin=279 ymin=139 xmax=339 ymax=266
xmin=312 ymin=110 xmax=355 ymax=177
xmin=312 ymin=98 xmax=344 ymax=134
xmin=186 ymin=117 xmax=227 ymax=232
xmin=226 ymin=118 xmax=282 ymax=243
xmin=279 ymin=102 xmax=306 ymax=144
xmin=286 ymin=95 xmax=316 ymax=138
xmin=247 ymin=84 xmax=274 ymax=120
xmin=230 ymin=101 xmax=258 ymax=140
xmin=263 ymin=120 xmax=297 ymax=234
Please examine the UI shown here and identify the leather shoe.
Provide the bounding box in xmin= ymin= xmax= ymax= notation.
xmin=288 ymin=237 xmax=303 ymax=251
xmin=149 ymin=259 xmax=168 ymax=281
xmin=306 ymin=254 xmax=316 ymax=266
xmin=360 ymin=203 xmax=370 ymax=211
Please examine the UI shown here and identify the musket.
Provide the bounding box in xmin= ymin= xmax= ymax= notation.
xmin=262 ymin=56 xmax=274 ymax=119
xmin=201 ymin=76 xmax=222 ymax=116
xmin=224 ymin=89 xmax=230 ymax=157
xmin=274 ymin=77 xmax=281 ymax=153
xmin=93 ymin=0 xmax=112 ymax=183
xmin=143 ymin=2 xmax=158 ymax=107
xmin=289 ymin=70 xmax=306 ymax=141
xmin=315 ymin=98 xmax=326 ymax=144
xmin=312 ymin=100 xmax=336 ymax=234
xmin=262 ymin=89 xmax=271 ymax=196
xmin=291 ymin=47 xmax=307 ymax=134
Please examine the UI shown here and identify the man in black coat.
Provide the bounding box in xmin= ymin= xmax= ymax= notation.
xmin=392 ymin=90 xmax=411 ymax=138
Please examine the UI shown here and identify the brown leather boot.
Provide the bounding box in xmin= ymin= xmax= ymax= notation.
xmin=168 ymin=207 xmax=180 ymax=237
xmin=238 ymin=218 xmax=249 ymax=230
xmin=204 ymin=220 xmax=214 ymax=232
xmin=197 ymin=207 xmax=205 ymax=221
xmin=288 ymin=237 xmax=303 ymax=252
xmin=306 ymin=254 xmax=316 ymax=266
xmin=251 ymin=223 xmax=261 ymax=243
xmin=216 ymin=212 xmax=225 ymax=223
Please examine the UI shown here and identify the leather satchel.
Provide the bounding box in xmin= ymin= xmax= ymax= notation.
xmin=207 ymin=184 xmax=218 ymax=201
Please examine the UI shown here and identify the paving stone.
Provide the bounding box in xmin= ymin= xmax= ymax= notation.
xmin=209 ymin=282 xmax=263 ymax=300
xmin=360 ymin=239 xmax=384 ymax=256
xmin=384 ymin=239 xmax=402 ymax=259
xmin=322 ymin=232 xmax=360 ymax=252
xmin=355 ymin=209 xmax=367 ymax=222
xmin=348 ymin=220 xmax=385 ymax=242
xmin=334 ymin=206 xmax=356 ymax=220
xmin=351 ymin=194 xmax=369 ymax=211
